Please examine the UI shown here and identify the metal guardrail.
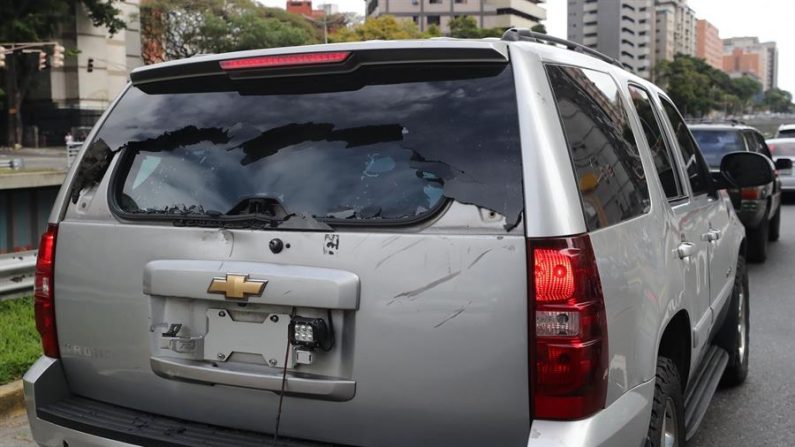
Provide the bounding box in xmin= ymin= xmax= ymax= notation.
xmin=0 ymin=158 xmax=24 ymax=170
xmin=66 ymin=142 xmax=83 ymax=168
xmin=0 ymin=250 xmax=36 ymax=300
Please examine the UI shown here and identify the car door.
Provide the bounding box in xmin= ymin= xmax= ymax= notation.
xmin=656 ymin=96 xmax=720 ymax=360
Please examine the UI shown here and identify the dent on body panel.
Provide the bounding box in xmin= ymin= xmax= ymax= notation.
xmin=590 ymin=214 xmax=670 ymax=403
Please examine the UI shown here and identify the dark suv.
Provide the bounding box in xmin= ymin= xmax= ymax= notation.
xmin=690 ymin=123 xmax=784 ymax=262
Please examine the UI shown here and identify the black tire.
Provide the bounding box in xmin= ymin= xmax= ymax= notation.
xmin=746 ymin=221 xmax=768 ymax=263
xmin=716 ymin=256 xmax=750 ymax=387
xmin=769 ymin=206 xmax=781 ymax=242
xmin=646 ymin=357 xmax=686 ymax=447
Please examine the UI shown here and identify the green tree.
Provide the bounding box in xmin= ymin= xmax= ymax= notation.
xmin=531 ymin=23 xmax=547 ymax=34
xmin=763 ymin=88 xmax=793 ymax=113
xmin=729 ymin=75 xmax=762 ymax=112
xmin=330 ymin=16 xmax=434 ymax=42
xmin=140 ymin=0 xmax=317 ymax=62
xmin=448 ymin=16 xmax=503 ymax=39
xmin=1 ymin=0 xmax=126 ymax=146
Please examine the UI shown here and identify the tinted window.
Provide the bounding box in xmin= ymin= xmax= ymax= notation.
xmin=752 ymin=132 xmax=772 ymax=158
xmin=659 ymin=98 xmax=712 ymax=195
xmin=691 ymin=129 xmax=746 ymax=168
xmin=778 ymin=128 xmax=795 ymax=138
xmin=547 ymin=65 xmax=650 ymax=230
xmin=628 ymin=85 xmax=682 ymax=199
xmin=100 ymin=64 xmax=523 ymax=227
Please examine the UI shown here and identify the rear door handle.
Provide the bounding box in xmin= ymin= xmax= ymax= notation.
xmin=702 ymin=229 xmax=722 ymax=242
xmin=677 ymin=242 xmax=696 ymax=259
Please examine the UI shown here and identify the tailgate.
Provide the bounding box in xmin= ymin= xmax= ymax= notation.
xmin=53 ymin=46 xmax=531 ymax=447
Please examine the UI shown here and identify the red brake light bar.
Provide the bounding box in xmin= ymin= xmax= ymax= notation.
xmin=219 ymin=51 xmax=351 ymax=70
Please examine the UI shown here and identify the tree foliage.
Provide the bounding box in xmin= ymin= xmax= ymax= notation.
xmin=140 ymin=0 xmax=317 ymax=62
xmin=447 ymin=16 xmax=502 ymax=39
xmin=330 ymin=16 xmax=437 ymax=42
xmin=763 ymin=88 xmax=794 ymax=113
xmin=655 ymin=54 xmax=768 ymax=117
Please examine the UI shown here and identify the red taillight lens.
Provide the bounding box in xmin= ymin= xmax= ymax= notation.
xmin=34 ymin=224 xmax=59 ymax=358
xmin=529 ymin=235 xmax=607 ymax=420
xmin=740 ymin=186 xmax=763 ymax=200
xmin=219 ymin=51 xmax=351 ymax=70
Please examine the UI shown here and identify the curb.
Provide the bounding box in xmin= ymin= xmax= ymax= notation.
xmin=0 ymin=380 xmax=25 ymax=419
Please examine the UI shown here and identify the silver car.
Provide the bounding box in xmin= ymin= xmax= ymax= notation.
xmin=768 ymin=138 xmax=795 ymax=192
xmin=25 ymin=30 xmax=771 ymax=447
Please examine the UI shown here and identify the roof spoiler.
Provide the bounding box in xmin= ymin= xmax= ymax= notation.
xmin=130 ymin=45 xmax=509 ymax=86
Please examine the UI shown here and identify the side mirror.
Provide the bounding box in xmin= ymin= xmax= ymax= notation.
xmin=718 ymin=152 xmax=775 ymax=189
xmin=775 ymin=158 xmax=793 ymax=171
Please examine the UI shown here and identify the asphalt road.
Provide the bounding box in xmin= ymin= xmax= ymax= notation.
xmin=2 ymin=203 xmax=794 ymax=446
xmin=690 ymin=199 xmax=795 ymax=447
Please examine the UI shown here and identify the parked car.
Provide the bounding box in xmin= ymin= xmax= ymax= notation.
xmin=690 ymin=123 xmax=788 ymax=262
xmin=767 ymin=138 xmax=795 ymax=193
xmin=776 ymin=123 xmax=795 ymax=138
xmin=25 ymin=30 xmax=773 ymax=447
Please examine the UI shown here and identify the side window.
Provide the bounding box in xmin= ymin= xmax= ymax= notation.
xmin=546 ymin=64 xmax=651 ymax=230
xmin=754 ymin=132 xmax=773 ymax=159
xmin=659 ymin=98 xmax=712 ymax=196
xmin=627 ymin=84 xmax=683 ymax=200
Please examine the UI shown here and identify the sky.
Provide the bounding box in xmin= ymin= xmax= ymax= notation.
xmin=258 ymin=0 xmax=794 ymax=95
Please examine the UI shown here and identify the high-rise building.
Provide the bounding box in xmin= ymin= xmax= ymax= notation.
xmin=654 ymin=0 xmax=695 ymax=63
xmin=568 ymin=0 xmax=702 ymax=79
xmin=567 ymin=0 xmax=654 ymax=78
xmin=366 ymin=0 xmax=546 ymax=34
xmin=723 ymin=37 xmax=777 ymax=91
xmin=695 ymin=19 xmax=721 ymax=69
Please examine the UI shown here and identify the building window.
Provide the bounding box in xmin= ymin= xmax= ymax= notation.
xmin=455 ymin=0 xmax=466 ymax=3
xmin=429 ymin=0 xmax=442 ymax=3
xmin=412 ymin=16 xmax=419 ymax=24
xmin=427 ymin=15 xmax=441 ymax=25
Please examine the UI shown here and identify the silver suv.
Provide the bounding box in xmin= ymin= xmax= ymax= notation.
xmin=25 ymin=30 xmax=774 ymax=447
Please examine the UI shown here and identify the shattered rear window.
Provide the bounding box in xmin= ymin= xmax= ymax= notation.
xmin=98 ymin=64 xmax=523 ymax=227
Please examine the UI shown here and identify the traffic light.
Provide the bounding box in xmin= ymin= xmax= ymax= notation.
xmin=51 ymin=44 xmax=65 ymax=68
xmin=0 ymin=46 xmax=5 ymax=69
xmin=37 ymin=50 xmax=48 ymax=70
xmin=87 ymin=57 xmax=94 ymax=73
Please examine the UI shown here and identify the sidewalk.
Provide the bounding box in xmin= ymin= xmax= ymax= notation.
xmin=0 ymin=411 xmax=33 ymax=447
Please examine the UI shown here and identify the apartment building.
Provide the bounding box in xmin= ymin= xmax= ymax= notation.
xmin=366 ymin=0 xmax=547 ymax=34
xmin=695 ymin=19 xmax=721 ymax=69
xmin=723 ymin=36 xmax=777 ymax=91
xmin=567 ymin=0 xmax=654 ymax=78
xmin=654 ymin=0 xmax=695 ymax=63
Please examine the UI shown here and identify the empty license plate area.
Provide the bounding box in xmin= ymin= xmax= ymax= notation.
xmin=204 ymin=309 xmax=293 ymax=368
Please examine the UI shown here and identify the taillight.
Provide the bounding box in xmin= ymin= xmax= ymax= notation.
xmin=740 ymin=186 xmax=763 ymax=200
xmin=34 ymin=224 xmax=59 ymax=358
xmin=219 ymin=51 xmax=350 ymax=70
xmin=529 ymin=235 xmax=607 ymax=420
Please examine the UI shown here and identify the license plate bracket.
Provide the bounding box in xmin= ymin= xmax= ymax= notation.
xmin=203 ymin=309 xmax=292 ymax=367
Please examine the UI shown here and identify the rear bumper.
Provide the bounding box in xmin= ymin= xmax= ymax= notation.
xmin=24 ymin=357 xmax=335 ymax=447
xmin=26 ymin=356 xmax=654 ymax=447
xmin=527 ymin=378 xmax=655 ymax=447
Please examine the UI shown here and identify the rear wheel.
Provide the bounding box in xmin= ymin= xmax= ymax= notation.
xmin=646 ymin=357 xmax=685 ymax=447
xmin=717 ymin=256 xmax=749 ymax=387
xmin=768 ymin=206 xmax=781 ymax=242
xmin=746 ymin=221 xmax=768 ymax=263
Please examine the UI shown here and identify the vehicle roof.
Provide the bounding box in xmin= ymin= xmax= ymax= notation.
xmin=767 ymin=137 xmax=795 ymax=144
xmin=778 ymin=124 xmax=795 ymax=131
xmin=688 ymin=123 xmax=759 ymax=132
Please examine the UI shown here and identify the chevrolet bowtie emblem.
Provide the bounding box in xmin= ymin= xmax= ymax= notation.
xmin=207 ymin=274 xmax=267 ymax=300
